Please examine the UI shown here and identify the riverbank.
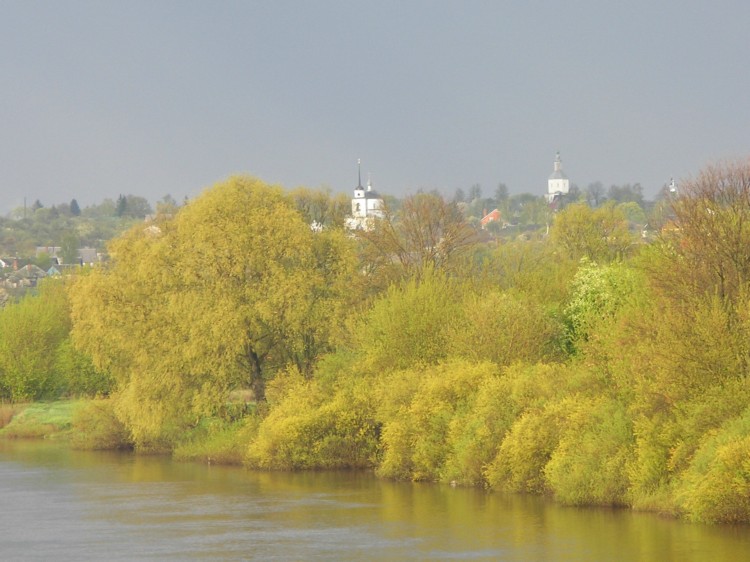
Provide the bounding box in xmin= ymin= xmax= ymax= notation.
xmin=0 ymin=399 xmax=242 ymax=456
xmin=0 ymin=401 xmax=78 ymax=439
xmin=4 ymin=396 xmax=750 ymax=528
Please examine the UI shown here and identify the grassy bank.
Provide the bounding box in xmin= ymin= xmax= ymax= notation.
xmin=0 ymin=401 xmax=80 ymax=439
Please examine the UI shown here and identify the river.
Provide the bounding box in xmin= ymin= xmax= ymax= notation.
xmin=0 ymin=440 xmax=747 ymax=561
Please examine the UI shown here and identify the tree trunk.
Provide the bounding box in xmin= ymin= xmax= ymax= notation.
xmin=248 ymin=349 xmax=265 ymax=402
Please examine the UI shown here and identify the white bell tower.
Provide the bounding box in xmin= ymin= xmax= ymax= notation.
xmin=547 ymin=151 xmax=570 ymax=197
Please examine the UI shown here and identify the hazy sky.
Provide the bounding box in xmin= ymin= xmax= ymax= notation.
xmin=2 ymin=1 xmax=749 ymax=212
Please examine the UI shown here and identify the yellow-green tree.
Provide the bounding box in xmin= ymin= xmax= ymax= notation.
xmin=356 ymin=268 xmax=460 ymax=372
xmin=0 ymin=280 xmax=69 ymax=400
xmin=447 ymin=289 xmax=564 ymax=366
xmin=70 ymin=176 xmax=356 ymax=447
xmin=550 ymin=202 xmax=634 ymax=262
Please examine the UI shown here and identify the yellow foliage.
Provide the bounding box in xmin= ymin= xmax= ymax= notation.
xmin=71 ymin=399 xmax=131 ymax=450
xmin=677 ymin=408 xmax=750 ymax=522
xmin=376 ymin=359 xmax=499 ymax=483
xmin=550 ymin=202 xmax=634 ymax=262
xmin=485 ymin=399 xmax=570 ymax=494
xmin=357 ymin=268 xmax=460 ymax=371
xmin=448 ymin=290 xmax=564 ymax=366
xmin=545 ymin=397 xmax=632 ymax=506
xmin=246 ymin=365 xmax=379 ymax=470
xmin=69 ymin=176 xmax=357 ymax=448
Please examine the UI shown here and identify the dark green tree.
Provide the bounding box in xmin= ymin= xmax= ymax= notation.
xmin=495 ymin=183 xmax=509 ymax=202
xmin=123 ymin=195 xmax=153 ymax=219
xmin=115 ymin=195 xmax=127 ymax=217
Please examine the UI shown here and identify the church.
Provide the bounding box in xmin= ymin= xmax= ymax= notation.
xmin=546 ymin=151 xmax=570 ymax=203
xmin=345 ymin=160 xmax=385 ymax=230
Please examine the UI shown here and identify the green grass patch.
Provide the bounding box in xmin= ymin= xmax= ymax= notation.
xmin=0 ymin=401 xmax=80 ymax=439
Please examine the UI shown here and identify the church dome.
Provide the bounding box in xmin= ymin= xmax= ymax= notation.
xmin=549 ymin=169 xmax=568 ymax=180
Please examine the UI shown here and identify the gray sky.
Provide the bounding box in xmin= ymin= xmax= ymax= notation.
xmin=2 ymin=1 xmax=749 ymax=212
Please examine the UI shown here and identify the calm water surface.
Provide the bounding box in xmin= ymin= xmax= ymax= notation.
xmin=0 ymin=440 xmax=747 ymax=561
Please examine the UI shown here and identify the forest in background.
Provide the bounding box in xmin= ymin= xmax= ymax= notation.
xmin=1 ymin=162 xmax=749 ymax=524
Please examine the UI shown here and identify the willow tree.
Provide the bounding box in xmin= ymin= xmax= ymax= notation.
xmin=70 ymin=176 xmax=355 ymax=447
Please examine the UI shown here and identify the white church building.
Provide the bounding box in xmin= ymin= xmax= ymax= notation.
xmin=546 ymin=151 xmax=570 ymax=202
xmin=345 ymin=160 xmax=385 ymax=230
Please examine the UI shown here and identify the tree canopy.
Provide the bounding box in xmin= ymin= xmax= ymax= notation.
xmin=69 ymin=176 xmax=356 ymax=446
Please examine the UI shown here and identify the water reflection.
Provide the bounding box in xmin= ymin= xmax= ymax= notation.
xmin=0 ymin=440 xmax=747 ymax=561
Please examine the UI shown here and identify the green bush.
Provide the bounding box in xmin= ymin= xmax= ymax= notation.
xmin=376 ymin=359 xmax=497 ymax=482
xmin=485 ymin=399 xmax=571 ymax=494
xmin=676 ymin=408 xmax=750 ymax=523
xmin=626 ymin=377 xmax=750 ymax=514
xmin=627 ymin=410 xmax=679 ymax=512
xmin=545 ymin=397 xmax=632 ymax=506
xmin=357 ymin=269 xmax=460 ymax=371
xmin=447 ymin=290 xmax=564 ymax=366
xmin=563 ymin=259 xmax=641 ymax=353
xmin=55 ymin=340 xmax=114 ymax=398
xmin=246 ymin=366 xmax=379 ymax=470
xmin=440 ymin=372 xmax=519 ymax=486
xmin=0 ymin=281 xmax=70 ymax=401
xmin=70 ymin=399 xmax=131 ymax=450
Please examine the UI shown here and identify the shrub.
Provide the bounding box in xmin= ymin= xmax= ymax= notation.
xmin=676 ymin=408 xmax=750 ymax=523
xmin=440 ymin=372 xmax=519 ymax=486
xmin=55 ymin=340 xmax=114 ymax=397
xmin=447 ymin=290 xmax=564 ymax=366
xmin=627 ymin=410 xmax=679 ymax=512
xmin=376 ymin=359 xmax=496 ymax=482
xmin=545 ymin=397 xmax=632 ymax=506
xmin=246 ymin=366 xmax=379 ymax=470
xmin=70 ymin=399 xmax=131 ymax=450
xmin=357 ymin=269 xmax=460 ymax=371
xmin=0 ymin=402 xmax=24 ymax=428
xmin=0 ymin=281 xmax=70 ymax=401
xmin=485 ymin=399 xmax=571 ymax=494
xmin=174 ymin=417 xmax=258 ymax=465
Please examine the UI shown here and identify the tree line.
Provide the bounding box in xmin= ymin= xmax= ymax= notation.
xmin=0 ymin=194 xmax=181 ymax=260
xmin=1 ymin=163 xmax=749 ymax=523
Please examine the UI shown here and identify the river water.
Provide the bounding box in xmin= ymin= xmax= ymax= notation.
xmin=0 ymin=440 xmax=747 ymax=561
